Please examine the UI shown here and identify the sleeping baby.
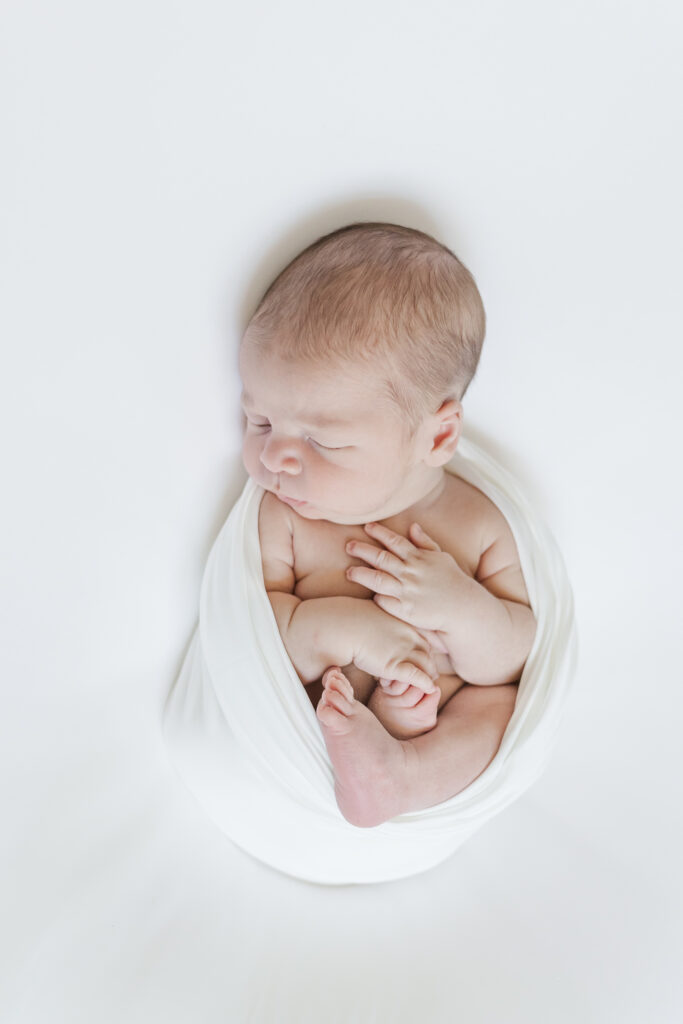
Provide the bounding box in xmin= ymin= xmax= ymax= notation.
xmin=238 ymin=222 xmax=537 ymax=828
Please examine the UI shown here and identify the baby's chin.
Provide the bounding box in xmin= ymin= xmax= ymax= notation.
xmin=269 ymin=486 xmax=387 ymax=525
xmin=274 ymin=496 xmax=370 ymax=526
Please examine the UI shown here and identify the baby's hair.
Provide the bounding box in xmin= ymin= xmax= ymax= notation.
xmin=246 ymin=222 xmax=486 ymax=439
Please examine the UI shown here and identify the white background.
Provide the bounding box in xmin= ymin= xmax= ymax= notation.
xmin=2 ymin=1 xmax=682 ymax=1021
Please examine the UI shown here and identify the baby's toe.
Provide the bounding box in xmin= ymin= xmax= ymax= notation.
xmin=322 ymin=667 xmax=355 ymax=707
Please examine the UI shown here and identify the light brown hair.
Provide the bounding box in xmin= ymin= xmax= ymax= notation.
xmin=245 ymin=222 xmax=486 ymax=439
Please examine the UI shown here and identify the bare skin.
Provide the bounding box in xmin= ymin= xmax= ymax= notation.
xmin=266 ymin=467 xmax=526 ymax=743
xmin=241 ymin=340 xmax=535 ymax=826
xmin=259 ymin=471 xmax=527 ymax=825
xmin=316 ymin=667 xmax=518 ymax=827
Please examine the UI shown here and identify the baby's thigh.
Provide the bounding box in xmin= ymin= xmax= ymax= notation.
xmin=443 ymin=681 xmax=518 ymax=726
xmin=436 ymin=673 xmax=467 ymax=712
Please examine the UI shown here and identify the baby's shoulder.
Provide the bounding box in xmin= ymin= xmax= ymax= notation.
xmin=435 ymin=472 xmax=519 ymax=565
xmin=439 ymin=471 xmax=506 ymax=543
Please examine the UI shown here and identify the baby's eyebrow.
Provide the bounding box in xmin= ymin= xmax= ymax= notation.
xmin=240 ymin=390 xmax=351 ymax=429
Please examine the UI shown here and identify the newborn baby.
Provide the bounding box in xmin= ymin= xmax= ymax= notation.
xmin=239 ymin=222 xmax=537 ymax=828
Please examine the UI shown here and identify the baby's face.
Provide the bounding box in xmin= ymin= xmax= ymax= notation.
xmin=239 ymin=339 xmax=436 ymax=525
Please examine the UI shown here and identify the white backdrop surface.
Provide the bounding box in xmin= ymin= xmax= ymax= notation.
xmin=2 ymin=1 xmax=682 ymax=1021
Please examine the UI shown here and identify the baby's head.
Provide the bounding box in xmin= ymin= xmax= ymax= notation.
xmin=239 ymin=222 xmax=486 ymax=524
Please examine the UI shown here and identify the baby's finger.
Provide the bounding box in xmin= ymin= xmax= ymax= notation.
xmin=392 ymin=660 xmax=437 ymax=694
xmin=415 ymin=647 xmax=439 ymax=682
xmin=363 ymin=521 xmax=415 ymax=557
xmin=345 ymin=540 xmax=404 ymax=577
xmin=417 ymin=628 xmax=450 ymax=655
xmin=394 ymin=684 xmax=431 ymax=708
xmin=379 ymin=677 xmax=410 ymax=695
xmin=345 ymin=564 xmax=402 ymax=597
xmin=409 ymin=522 xmax=442 ymax=551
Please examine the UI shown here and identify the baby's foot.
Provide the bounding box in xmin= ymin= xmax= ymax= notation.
xmin=316 ymin=667 xmax=415 ymax=827
xmin=367 ymin=680 xmax=441 ymax=740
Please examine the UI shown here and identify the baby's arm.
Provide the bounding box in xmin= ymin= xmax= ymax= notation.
xmin=269 ymin=592 xmax=363 ymax=686
xmin=439 ymin=507 xmax=537 ymax=685
xmin=258 ymin=495 xmax=356 ymax=682
xmin=343 ymin=512 xmax=535 ymax=688
xmin=259 ymin=493 xmax=437 ymax=691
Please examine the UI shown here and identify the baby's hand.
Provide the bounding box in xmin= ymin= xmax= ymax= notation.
xmin=345 ymin=521 xmax=466 ymax=632
xmin=416 ymin=628 xmax=450 ymax=655
xmin=351 ymin=601 xmax=438 ymax=694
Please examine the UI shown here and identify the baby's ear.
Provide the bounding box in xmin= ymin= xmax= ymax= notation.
xmin=426 ymin=399 xmax=462 ymax=465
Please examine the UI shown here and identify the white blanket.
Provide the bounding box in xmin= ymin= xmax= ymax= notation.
xmin=163 ymin=437 xmax=577 ymax=885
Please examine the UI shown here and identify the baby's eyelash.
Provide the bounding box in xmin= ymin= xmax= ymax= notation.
xmin=248 ymin=420 xmax=344 ymax=451
xmin=309 ymin=437 xmax=344 ymax=451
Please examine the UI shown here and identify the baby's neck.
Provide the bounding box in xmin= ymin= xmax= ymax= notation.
xmin=378 ymin=466 xmax=446 ymax=523
xmin=403 ymin=467 xmax=446 ymax=516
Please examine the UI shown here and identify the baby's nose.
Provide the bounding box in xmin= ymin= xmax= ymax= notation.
xmin=259 ymin=437 xmax=302 ymax=475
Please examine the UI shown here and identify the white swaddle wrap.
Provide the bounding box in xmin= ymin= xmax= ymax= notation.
xmin=163 ymin=437 xmax=577 ymax=885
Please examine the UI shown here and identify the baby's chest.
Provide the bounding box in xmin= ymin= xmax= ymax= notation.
xmin=291 ymin=508 xmax=480 ymax=602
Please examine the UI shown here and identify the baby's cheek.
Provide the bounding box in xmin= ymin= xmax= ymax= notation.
xmin=242 ymin=436 xmax=261 ymax=477
xmin=317 ymin=462 xmax=361 ymax=498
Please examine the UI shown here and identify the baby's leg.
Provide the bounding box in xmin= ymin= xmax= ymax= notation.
xmin=399 ymin=682 xmax=518 ymax=811
xmin=317 ymin=668 xmax=517 ymax=827
xmin=367 ymin=673 xmax=466 ymax=740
